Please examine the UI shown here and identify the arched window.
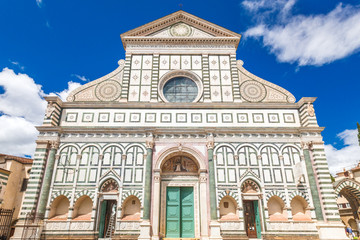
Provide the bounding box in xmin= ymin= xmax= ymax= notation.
xmin=291 ymin=196 xmax=311 ymax=221
xmin=219 ymin=196 xmax=238 ymax=220
xmin=73 ymin=196 xmax=93 ymax=221
xmin=49 ymin=196 xmax=70 ymax=220
xmin=81 ymin=146 xmax=99 ymax=166
xmin=238 ymin=146 xmax=258 ymax=166
xmin=121 ymin=196 xmax=141 ymax=221
xmin=103 ymin=146 xmax=122 ymax=167
xmin=282 ymin=147 xmax=300 ymax=166
xmin=55 ymin=146 xmax=78 ymax=183
xmin=261 ymin=146 xmax=280 ymax=166
xmin=267 ymin=196 xmax=287 ymax=221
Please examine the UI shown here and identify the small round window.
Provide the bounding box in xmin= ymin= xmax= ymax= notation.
xmin=163 ymin=77 xmax=198 ymax=103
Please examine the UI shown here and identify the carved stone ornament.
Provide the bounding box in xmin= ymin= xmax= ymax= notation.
xmin=100 ymin=179 xmax=119 ymax=193
xmin=206 ymin=140 xmax=214 ymax=150
xmin=170 ymin=23 xmax=192 ymax=37
xmin=200 ymin=176 xmax=207 ymax=183
xmin=307 ymin=102 xmax=315 ymax=117
xmin=146 ymin=140 xmax=154 ymax=149
xmin=95 ymin=80 xmax=122 ymax=101
xmin=162 ymin=156 xmax=198 ymax=173
xmin=45 ymin=102 xmax=56 ymax=118
xmin=301 ymin=141 xmax=313 ymax=150
xmin=240 ymin=80 xmax=266 ymax=102
xmin=154 ymin=175 xmax=160 ymax=183
xmin=50 ymin=140 xmax=59 ymax=150
xmin=241 ymin=180 xmax=259 ymax=193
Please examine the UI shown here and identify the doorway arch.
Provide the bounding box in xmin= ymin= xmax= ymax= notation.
xmin=151 ymin=145 xmax=208 ymax=239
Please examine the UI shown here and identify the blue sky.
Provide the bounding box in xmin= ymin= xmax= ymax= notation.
xmin=0 ymin=0 xmax=359 ymax=173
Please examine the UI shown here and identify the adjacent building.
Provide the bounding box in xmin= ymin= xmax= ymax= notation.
xmin=0 ymin=154 xmax=32 ymax=238
xmin=333 ymin=164 xmax=360 ymax=236
xmin=14 ymin=11 xmax=347 ymax=240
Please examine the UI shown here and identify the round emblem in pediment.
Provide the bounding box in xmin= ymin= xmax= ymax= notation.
xmin=170 ymin=23 xmax=192 ymax=37
xmin=240 ymin=80 xmax=266 ymax=102
xmin=95 ymin=80 xmax=121 ymax=101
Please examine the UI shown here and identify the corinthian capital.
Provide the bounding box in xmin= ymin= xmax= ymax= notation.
xmin=50 ymin=140 xmax=59 ymax=150
xmin=146 ymin=140 xmax=154 ymax=149
xmin=301 ymin=141 xmax=313 ymax=150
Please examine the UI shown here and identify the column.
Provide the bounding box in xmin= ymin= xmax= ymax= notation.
xmin=37 ymin=139 xmax=59 ymax=218
xmin=207 ymin=138 xmax=217 ymax=220
xmin=143 ymin=138 xmax=154 ymax=220
xmin=151 ymin=170 xmax=161 ymax=240
xmin=199 ymin=172 xmax=209 ymax=239
xmin=302 ymin=141 xmax=324 ymax=221
xmin=139 ymin=138 xmax=154 ymax=240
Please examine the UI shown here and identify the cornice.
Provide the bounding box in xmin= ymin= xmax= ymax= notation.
xmin=121 ymin=37 xmax=240 ymax=49
xmin=36 ymin=126 xmax=324 ymax=135
xmin=120 ymin=10 xmax=241 ymax=50
xmin=121 ymin=10 xmax=241 ymax=38
xmin=60 ymin=101 xmax=301 ymax=109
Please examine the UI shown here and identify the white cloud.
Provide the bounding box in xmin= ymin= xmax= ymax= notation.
xmin=0 ymin=115 xmax=38 ymax=156
xmin=0 ymin=68 xmax=47 ymax=157
xmin=0 ymin=68 xmax=46 ymax=124
xmin=36 ymin=0 xmax=42 ymax=8
xmin=0 ymin=68 xmax=82 ymax=157
xmin=71 ymin=74 xmax=89 ymax=82
xmin=49 ymin=81 xmax=82 ymax=102
xmin=325 ymin=129 xmax=360 ymax=174
xmin=242 ymin=0 xmax=295 ymax=17
xmin=244 ymin=3 xmax=360 ymax=66
xmin=9 ymin=60 xmax=25 ymax=71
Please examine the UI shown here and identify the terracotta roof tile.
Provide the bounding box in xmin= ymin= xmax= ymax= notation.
xmin=0 ymin=154 xmax=33 ymax=164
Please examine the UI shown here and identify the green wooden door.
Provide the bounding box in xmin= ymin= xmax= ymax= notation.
xmin=166 ymin=187 xmax=195 ymax=238
xmin=253 ymin=200 xmax=262 ymax=238
xmin=99 ymin=200 xmax=107 ymax=238
xmin=166 ymin=187 xmax=181 ymax=238
xmin=181 ymin=187 xmax=194 ymax=238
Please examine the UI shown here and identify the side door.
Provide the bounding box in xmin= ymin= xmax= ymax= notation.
xmin=166 ymin=187 xmax=181 ymax=238
xmin=180 ymin=187 xmax=194 ymax=238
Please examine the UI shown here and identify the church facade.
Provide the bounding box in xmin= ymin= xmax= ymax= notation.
xmin=14 ymin=11 xmax=347 ymax=240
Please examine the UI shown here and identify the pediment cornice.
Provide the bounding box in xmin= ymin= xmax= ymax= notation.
xmin=120 ymin=10 xmax=241 ymax=49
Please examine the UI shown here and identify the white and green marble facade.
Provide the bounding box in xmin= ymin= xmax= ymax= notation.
xmin=13 ymin=10 xmax=346 ymax=240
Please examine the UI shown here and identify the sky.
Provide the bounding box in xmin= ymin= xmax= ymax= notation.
xmin=0 ymin=0 xmax=359 ymax=174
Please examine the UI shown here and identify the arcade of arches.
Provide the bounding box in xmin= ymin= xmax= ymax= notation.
xmin=334 ymin=168 xmax=360 ymax=237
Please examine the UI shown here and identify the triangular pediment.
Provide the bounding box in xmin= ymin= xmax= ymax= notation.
xmin=120 ymin=10 xmax=241 ymax=49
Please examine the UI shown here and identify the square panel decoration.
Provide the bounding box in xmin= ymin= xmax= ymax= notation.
xmin=268 ymin=113 xmax=280 ymax=123
xmin=130 ymin=113 xmax=141 ymax=122
xmin=252 ymin=113 xmax=264 ymax=123
xmin=237 ymin=113 xmax=248 ymax=123
xmin=98 ymin=113 xmax=110 ymax=122
xmin=66 ymin=113 xmax=78 ymax=122
xmin=222 ymin=113 xmax=233 ymax=123
xmin=283 ymin=113 xmax=295 ymax=123
xmin=82 ymin=113 xmax=94 ymax=122
xmin=176 ymin=113 xmax=187 ymax=123
xmin=114 ymin=113 xmax=125 ymax=122
xmin=161 ymin=113 xmax=171 ymax=123
xmin=145 ymin=113 xmax=156 ymax=123
xmin=191 ymin=113 xmax=202 ymax=123
xmin=206 ymin=113 xmax=217 ymax=123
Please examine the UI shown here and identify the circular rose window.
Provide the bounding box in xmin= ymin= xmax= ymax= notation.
xmin=163 ymin=77 xmax=198 ymax=102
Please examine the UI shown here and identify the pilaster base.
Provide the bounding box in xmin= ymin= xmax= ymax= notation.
xmin=209 ymin=221 xmax=222 ymax=240
xmin=138 ymin=220 xmax=151 ymax=240
xmin=11 ymin=221 xmax=43 ymax=240
xmin=317 ymin=222 xmax=347 ymax=240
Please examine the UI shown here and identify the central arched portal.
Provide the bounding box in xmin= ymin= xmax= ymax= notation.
xmin=151 ymin=147 xmax=209 ymax=240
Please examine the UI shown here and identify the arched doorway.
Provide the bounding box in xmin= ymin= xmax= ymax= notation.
xmin=151 ymin=146 xmax=208 ymax=239
xmin=241 ymin=179 xmax=262 ymax=239
xmin=335 ymin=179 xmax=360 ymax=235
xmin=98 ymin=178 xmax=119 ymax=239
